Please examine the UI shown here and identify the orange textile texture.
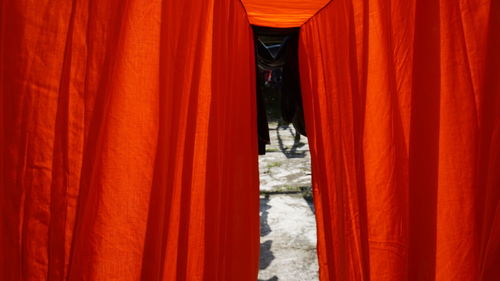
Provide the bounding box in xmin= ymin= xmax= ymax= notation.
xmin=0 ymin=0 xmax=259 ymax=280
xmin=299 ymin=0 xmax=500 ymax=280
xmin=241 ymin=0 xmax=330 ymax=28
xmin=2 ymin=0 xmax=500 ymax=280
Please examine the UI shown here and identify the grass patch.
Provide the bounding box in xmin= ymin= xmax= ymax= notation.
xmin=265 ymin=161 xmax=282 ymax=174
xmin=259 ymin=185 xmax=311 ymax=196
xmin=266 ymin=161 xmax=282 ymax=169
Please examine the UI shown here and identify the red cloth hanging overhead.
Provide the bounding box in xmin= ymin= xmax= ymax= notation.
xmin=241 ymin=0 xmax=330 ymax=27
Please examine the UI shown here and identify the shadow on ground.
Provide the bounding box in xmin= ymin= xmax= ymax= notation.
xmin=259 ymin=277 xmax=279 ymax=281
xmin=260 ymin=197 xmax=275 ymax=272
xmin=275 ymin=123 xmax=306 ymax=159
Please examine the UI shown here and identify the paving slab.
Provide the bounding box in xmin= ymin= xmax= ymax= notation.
xmin=259 ymin=123 xmax=311 ymax=192
xmin=259 ymin=195 xmax=318 ymax=281
xmin=258 ymin=122 xmax=318 ymax=281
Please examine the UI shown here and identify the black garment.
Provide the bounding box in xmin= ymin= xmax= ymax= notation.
xmin=253 ymin=26 xmax=306 ymax=155
xmin=256 ymin=66 xmax=270 ymax=155
xmin=280 ymin=32 xmax=307 ymax=137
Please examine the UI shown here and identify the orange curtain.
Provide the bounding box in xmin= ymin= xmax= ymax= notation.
xmin=299 ymin=0 xmax=500 ymax=280
xmin=1 ymin=0 xmax=258 ymax=280
xmin=242 ymin=0 xmax=330 ymax=27
xmin=2 ymin=0 xmax=499 ymax=280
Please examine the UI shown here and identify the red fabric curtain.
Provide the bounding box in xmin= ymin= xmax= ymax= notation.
xmin=1 ymin=0 xmax=499 ymax=280
xmin=1 ymin=0 xmax=258 ymax=280
xmin=241 ymin=0 xmax=330 ymax=27
xmin=299 ymin=0 xmax=500 ymax=280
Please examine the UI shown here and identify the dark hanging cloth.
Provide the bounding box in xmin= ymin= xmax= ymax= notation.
xmin=280 ymin=32 xmax=307 ymax=137
xmin=256 ymin=65 xmax=270 ymax=155
xmin=253 ymin=26 xmax=306 ymax=155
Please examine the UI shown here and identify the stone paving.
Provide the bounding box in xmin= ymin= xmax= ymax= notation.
xmin=259 ymin=123 xmax=311 ymax=192
xmin=258 ymin=122 xmax=318 ymax=281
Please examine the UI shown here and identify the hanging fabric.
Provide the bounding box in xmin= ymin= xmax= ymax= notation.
xmin=1 ymin=0 xmax=258 ymax=280
xmin=1 ymin=0 xmax=499 ymax=280
xmin=299 ymin=0 xmax=500 ymax=280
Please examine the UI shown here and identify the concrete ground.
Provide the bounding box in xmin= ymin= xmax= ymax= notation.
xmin=258 ymin=122 xmax=318 ymax=281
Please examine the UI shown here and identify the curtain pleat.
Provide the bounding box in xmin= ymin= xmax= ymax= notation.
xmin=299 ymin=0 xmax=500 ymax=280
xmin=0 ymin=0 xmax=259 ymax=280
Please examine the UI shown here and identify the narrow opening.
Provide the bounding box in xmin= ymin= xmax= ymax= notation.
xmin=253 ymin=26 xmax=318 ymax=281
